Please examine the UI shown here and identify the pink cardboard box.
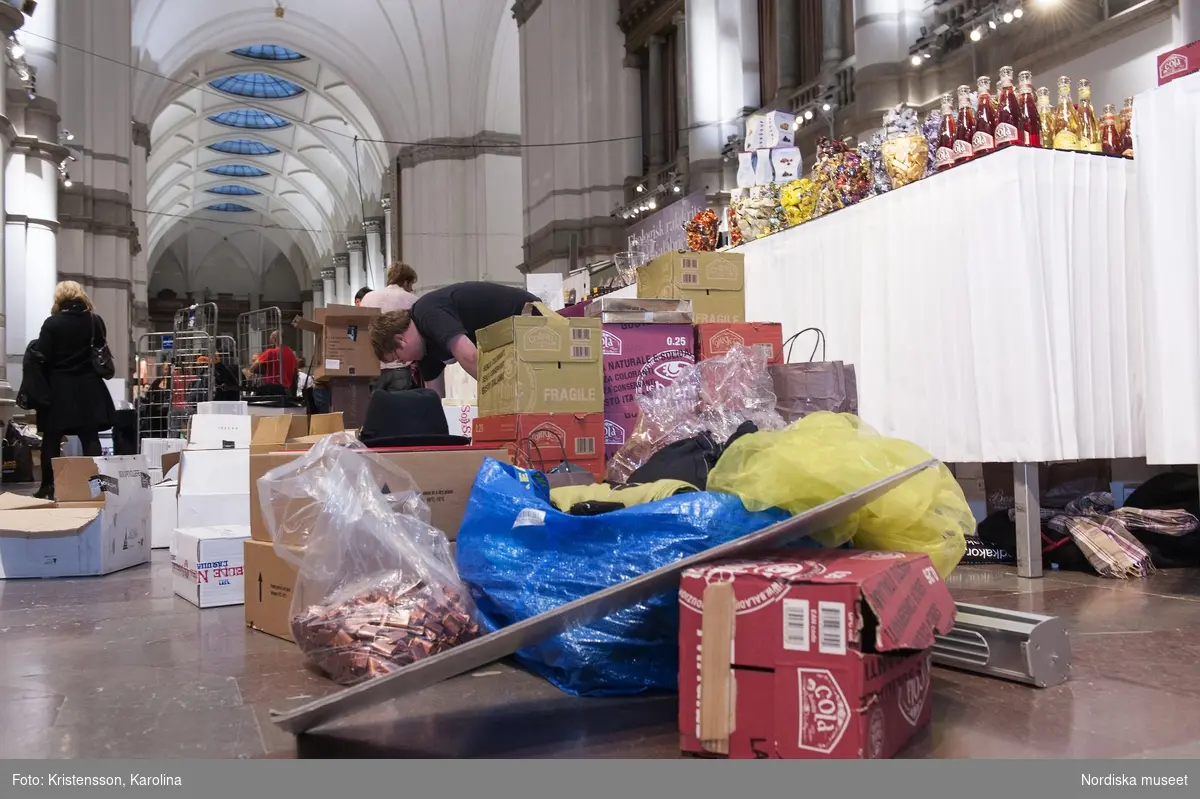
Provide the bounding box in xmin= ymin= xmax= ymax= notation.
xmin=602 ymin=323 xmax=695 ymax=457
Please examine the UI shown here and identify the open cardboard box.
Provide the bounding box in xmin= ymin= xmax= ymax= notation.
xmin=250 ymin=412 xmax=344 ymax=455
xmin=293 ymin=305 xmax=381 ymax=379
xmin=0 ymin=456 xmax=152 ymax=579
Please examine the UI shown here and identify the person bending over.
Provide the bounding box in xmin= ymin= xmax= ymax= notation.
xmin=368 ymin=281 xmax=538 ymax=396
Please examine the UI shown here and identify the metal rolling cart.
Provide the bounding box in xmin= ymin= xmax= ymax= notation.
xmin=133 ymin=331 xmax=176 ymax=445
xmin=237 ymin=307 xmax=288 ymax=404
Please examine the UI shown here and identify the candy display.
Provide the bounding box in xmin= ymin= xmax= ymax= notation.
xmin=859 ymin=133 xmax=890 ymax=196
xmin=685 ymin=208 xmax=719 ymax=251
xmin=731 ymin=188 xmax=784 ymax=242
xmin=291 ymin=573 xmax=479 ymax=685
xmin=812 ymin=136 xmax=873 ymax=217
xmin=779 ymin=178 xmax=816 ymax=226
xmin=726 ymin=206 xmax=743 ymax=246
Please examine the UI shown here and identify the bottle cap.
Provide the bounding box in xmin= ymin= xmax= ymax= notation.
xmin=977 ymin=75 xmax=992 ymax=92
xmin=1103 ymin=103 xmax=1116 ymax=115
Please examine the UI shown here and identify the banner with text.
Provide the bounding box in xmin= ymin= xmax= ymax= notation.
xmin=625 ymin=189 xmax=708 ymax=261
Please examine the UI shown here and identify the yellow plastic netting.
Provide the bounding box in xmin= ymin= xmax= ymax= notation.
xmin=707 ymin=412 xmax=972 ymax=576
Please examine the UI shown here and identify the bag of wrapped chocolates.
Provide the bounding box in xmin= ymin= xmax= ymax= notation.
xmin=257 ymin=432 xmax=480 ymax=685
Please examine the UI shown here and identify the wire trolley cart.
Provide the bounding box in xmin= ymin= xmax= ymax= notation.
xmin=237 ymin=307 xmax=288 ymax=404
xmin=133 ymin=331 xmax=176 ymax=445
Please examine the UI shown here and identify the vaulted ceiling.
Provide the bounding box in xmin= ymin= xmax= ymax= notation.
xmin=134 ymin=0 xmax=520 ymax=291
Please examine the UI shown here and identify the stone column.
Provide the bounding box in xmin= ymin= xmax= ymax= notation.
xmin=364 ymin=217 xmax=385 ymax=289
xmin=382 ymin=192 xmax=396 ymax=265
xmin=821 ymin=0 xmax=844 ymax=73
xmin=1183 ymin=0 xmax=1200 ymax=47
xmin=0 ymin=2 xmax=25 ymax=410
xmin=647 ymin=34 xmax=666 ymax=167
xmin=321 ymin=267 xmax=336 ymax=309
xmin=131 ymin=120 xmax=151 ymax=354
xmin=775 ymin=0 xmax=799 ymax=98
xmin=673 ymin=11 xmax=690 ymax=162
xmin=312 ymin=277 xmax=325 ymax=309
xmin=332 ymin=253 xmax=350 ymax=305
xmin=346 ymin=235 xmax=367 ymax=297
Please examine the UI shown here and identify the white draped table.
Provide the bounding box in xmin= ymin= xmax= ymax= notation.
xmin=1135 ymin=71 xmax=1200 ymax=465
xmin=736 ymin=146 xmax=1145 ymax=576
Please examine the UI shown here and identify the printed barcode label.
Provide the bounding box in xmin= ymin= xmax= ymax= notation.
xmin=571 ymin=345 xmax=591 ymax=359
xmin=818 ymin=601 xmax=847 ymax=655
xmin=571 ymin=328 xmax=592 ymax=340
xmin=755 ymin=343 xmax=774 ymax=359
xmin=682 ymin=257 xmax=699 ymax=269
xmin=575 ymin=437 xmax=596 ymax=455
xmin=781 ymin=598 xmax=810 ymax=651
xmin=681 ymin=272 xmax=700 ymax=285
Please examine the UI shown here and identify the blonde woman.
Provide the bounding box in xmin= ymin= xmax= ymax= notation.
xmin=32 ymin=281 xmax=116 ymax=499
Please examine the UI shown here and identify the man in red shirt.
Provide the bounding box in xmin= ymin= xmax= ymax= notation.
xmin=251 ymin=330 xmax=297 ymax=392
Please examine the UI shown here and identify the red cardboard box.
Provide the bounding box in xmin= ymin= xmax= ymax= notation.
xmin=601 ymin=323 xmax=695 ymax=457
xmin=694 ymin=322 xmax=784 ymax=364
xmin=1158 ymin=41 xmax=1200 ymax=86
xmin=678 ymin=550 xmax=956 ymax=759
xmin=472 ymin=413 xmax=604 ymax=482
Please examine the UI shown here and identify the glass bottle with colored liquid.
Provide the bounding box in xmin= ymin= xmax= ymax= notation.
xmin=1119 ymin=97 xmax=1134 ymax=157
xmin=994 ymin=67 xmax=1021 ymax=148
xmin=972 ymin=76 xmax=997 ymax=155
xmin=953 ymin=85 xmax=976 ymax=163
xmin=1036 ymin=87 xmax=1054 ymax=149
xmin=1017 ymin=71 xmax=1041 ymax=147
xmin=1052 ymin=76 xmax=1081 ymax=151
xmin=1076 ymin=78 xmax=1102 ymax=153
xmin=1100 ymin=104 xmax=1121 ymax=155
xmin=934 ymin=92 xmax=958 ymax=171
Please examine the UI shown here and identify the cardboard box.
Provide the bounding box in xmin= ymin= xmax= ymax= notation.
xmin=329 ymin=377 xmax=372 ymax=429
xmin=695 ymin=322 xmax=784 ymax=365
xmin=1158 ymin=40 xmax=1200 ymax=86
xmin=477 ymin=312 xmax=603 ymax=417
xmin=443 ymin=402 xmax=478 ymax=438
xmin=187 ymin=413 xmax=252 ymax=450
xmin=249 ymin=446 xmax=510 ymax=544
xmin=601 ymin=323 xmax=695 ymax=457
xmin=0 ymin=456 xmax=152 ymax=579
xmin=0 ymin=493 xmax=54 ymax=511
xmin=172 ymin=525 xmax=251 ymax=608
xmin=472 ymin=413 xmax=604 ymax=481
xmin=637 ymin=251 xmax=746 ymax=324
xmin=250 ymin=412 xmax=344 ymax=455
xmin=151 ymin=478 xmax=178 ymax=549
xmin=294 ymin=304 xmax=381 ymax=378
xmin=244 ymin=539 xmax=300 ymax=641
xmin=177 ymin=448 xmax=251 ymax=530
xmin=678 ymin=550 xmax=955 ymax=759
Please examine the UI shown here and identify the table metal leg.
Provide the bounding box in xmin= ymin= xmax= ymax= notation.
xmin=1013 ymin=462 xmax=1043 ymax=578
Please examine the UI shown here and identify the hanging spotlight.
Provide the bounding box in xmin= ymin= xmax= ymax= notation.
xmin=970 ymin=28 xmax=983 ymax=42
xmin=635 ymin=183 xmax=645 ymax=193
xmin=911 ymin=54 xmax=923 ymax=66
xmin=1013 ymin=7 xmax=1024 ymax=18
xmin=923 ymin=52 xmax=932 ymax=59
xmin=803 ymin=109 xmax=814 ymax=120
xmin=673 ymin=185 xmax=682 ymax=194
xmin=9 ymin=37 xmax=23 ymax=59
xmin=822 ymin=102 xmax=831 ymax=112
xmin=1003 ymin=11 xmax=1014 ymax=23
xmin=989 ymin=19 xmax=997 ymax=29
xmin=63 ymin=176 xmax=72 ymax=188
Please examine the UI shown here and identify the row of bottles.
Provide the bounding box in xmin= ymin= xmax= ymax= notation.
xmin=935 ymin=67 xmax=1134 ymax=171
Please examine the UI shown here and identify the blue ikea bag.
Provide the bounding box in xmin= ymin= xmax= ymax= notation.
xmin=455 ymin=459 xmax=796 ymax=696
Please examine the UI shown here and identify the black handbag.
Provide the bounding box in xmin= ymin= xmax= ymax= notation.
xmin=90 ymin=313 xmax=116 ymax=380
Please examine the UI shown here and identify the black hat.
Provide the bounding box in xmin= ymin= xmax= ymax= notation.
xmin=358 ymin=387 xmax=471 ymax=449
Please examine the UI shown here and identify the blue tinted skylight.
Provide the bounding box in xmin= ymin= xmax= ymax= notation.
xmin=208 ymin=109 xmax=291 ymax=129
xmin=209 ymin=73 xmax=304 ymax=99
xmin=205 ymin=164 xmax=270 ymax=178
xmin=206 ymin=138 xmax=280 ymax=156
xmin=205 ymin=185 xmax=261 ymax=196
xmin=230 ymin=45 xmax=305 ymax=62
xmin=205 ymin=203 xmax=254 ymax=212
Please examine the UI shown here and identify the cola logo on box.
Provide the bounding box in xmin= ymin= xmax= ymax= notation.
xmin=603 ymin=419 xmax=625 ymax=445
xmin=709 ymin=328 xmax=745 ymax=354
xmin=798 ymin=668 xmax=851 ymax=753
xmin=601 ymin=329 xmax=622 ymax=356
xmin=1160 ymin=52 xmax=1189 ymax=80
xmin=635 ymin=349 xmax=694 ymax=394
xmin=898 ymin=658 xmax=931 ymax=727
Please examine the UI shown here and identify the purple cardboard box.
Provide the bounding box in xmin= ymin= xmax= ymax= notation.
xmin=602 ymin=323 xmax=696 ymax=457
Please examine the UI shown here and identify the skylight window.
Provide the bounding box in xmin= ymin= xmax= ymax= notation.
xmin=205 ymin=164 xmax=270 ymax=178
xmin=206 ymin=139 xmax=280 ymax=156
xmin=205 ymin=185 xmax=261 ymax=196
xmin=230 ymin=45 xmax=305 ymax=62
xmin=205 ymin=203 xmax=254 ymax=212
xmin=209 ymin=73 xmax=304 ymax=99
xmin=208 ymin=109 xmax=291 ymax=130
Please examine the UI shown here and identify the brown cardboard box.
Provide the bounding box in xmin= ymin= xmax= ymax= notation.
xmin=244 ymin=539 xmax=300 ymax=642
xmin=52 ymin=457 xmax=106 ymax=503
xmin=476 ymin=311 xmax=603 ymax=416
xmin=250 ymin=413 xmax=344 ymax=455
xmin=294 ymin=304 xmax=381 ymax=378
xmin=637 ymin=251 xmax=746 ymax=323
xmin=249 ymin=446 xmax=510 ymax=544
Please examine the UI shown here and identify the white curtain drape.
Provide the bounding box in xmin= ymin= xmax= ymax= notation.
xmin=1135 ymin=72 xmax=1200 ymax=464
xmin=737 ymin=146 xmax=1144 ymax=463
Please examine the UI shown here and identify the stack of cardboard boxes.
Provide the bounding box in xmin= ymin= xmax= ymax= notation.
xmin=294 ymin=304 xmax=381 ymax=428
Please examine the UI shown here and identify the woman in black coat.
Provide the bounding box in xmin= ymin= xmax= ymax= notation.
xmin=33 ymin=281 xmax=116 ymax=498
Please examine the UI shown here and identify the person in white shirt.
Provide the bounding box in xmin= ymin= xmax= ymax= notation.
xmin=360 ymin=263 xmax=419 ymax=374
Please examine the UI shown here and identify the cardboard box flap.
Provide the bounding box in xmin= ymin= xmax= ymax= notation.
xmin=252 ymin=416 xmax=293 ymax=447
xmin=307 ymin=413 xmax=344 ymax=436
xmin=0 ymin=493 xmax=55 ymax=511
xmin=0 ymin=508 xmax=101 ymax=537
xmin=675 ymin=253 xmax=744 ymax=292
xmin=476 ymin=317 xmax=516 ymax=351
xmin=293 ymin=316 xmax=323 ymax=335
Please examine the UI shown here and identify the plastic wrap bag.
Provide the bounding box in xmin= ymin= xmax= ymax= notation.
xmin=257 ymin=432 xmax=479 ymax=684
xmin=707 ymin=413 xmax=971 ymax=576
xmin=606 ymin=344 xmax=785 ymax=484
xmin=456 ymin=459 xmax=796 ymax=696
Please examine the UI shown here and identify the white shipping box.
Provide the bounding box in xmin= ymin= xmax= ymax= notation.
xmin=0 ymin=456 xmax=152 ymax=579
xmin=187 ymin=413 xmax=252 ymax=450
xmin=172 ymin=525 xmax=251 ymax=608
xmin=152 ymin=479 xmax=178 ymax=550
xmin=443 ymin=402 xmax=477 ymax=438
xmin=176 ymin=449 xmax=251 ymax=529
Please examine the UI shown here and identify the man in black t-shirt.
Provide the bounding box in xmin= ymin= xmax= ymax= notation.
xmin=368 ymin=281 xmax=538 ymax=395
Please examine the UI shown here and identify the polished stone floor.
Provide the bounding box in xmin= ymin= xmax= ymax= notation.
xmin=0 ymin=548 xmax=1197 ymax=759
